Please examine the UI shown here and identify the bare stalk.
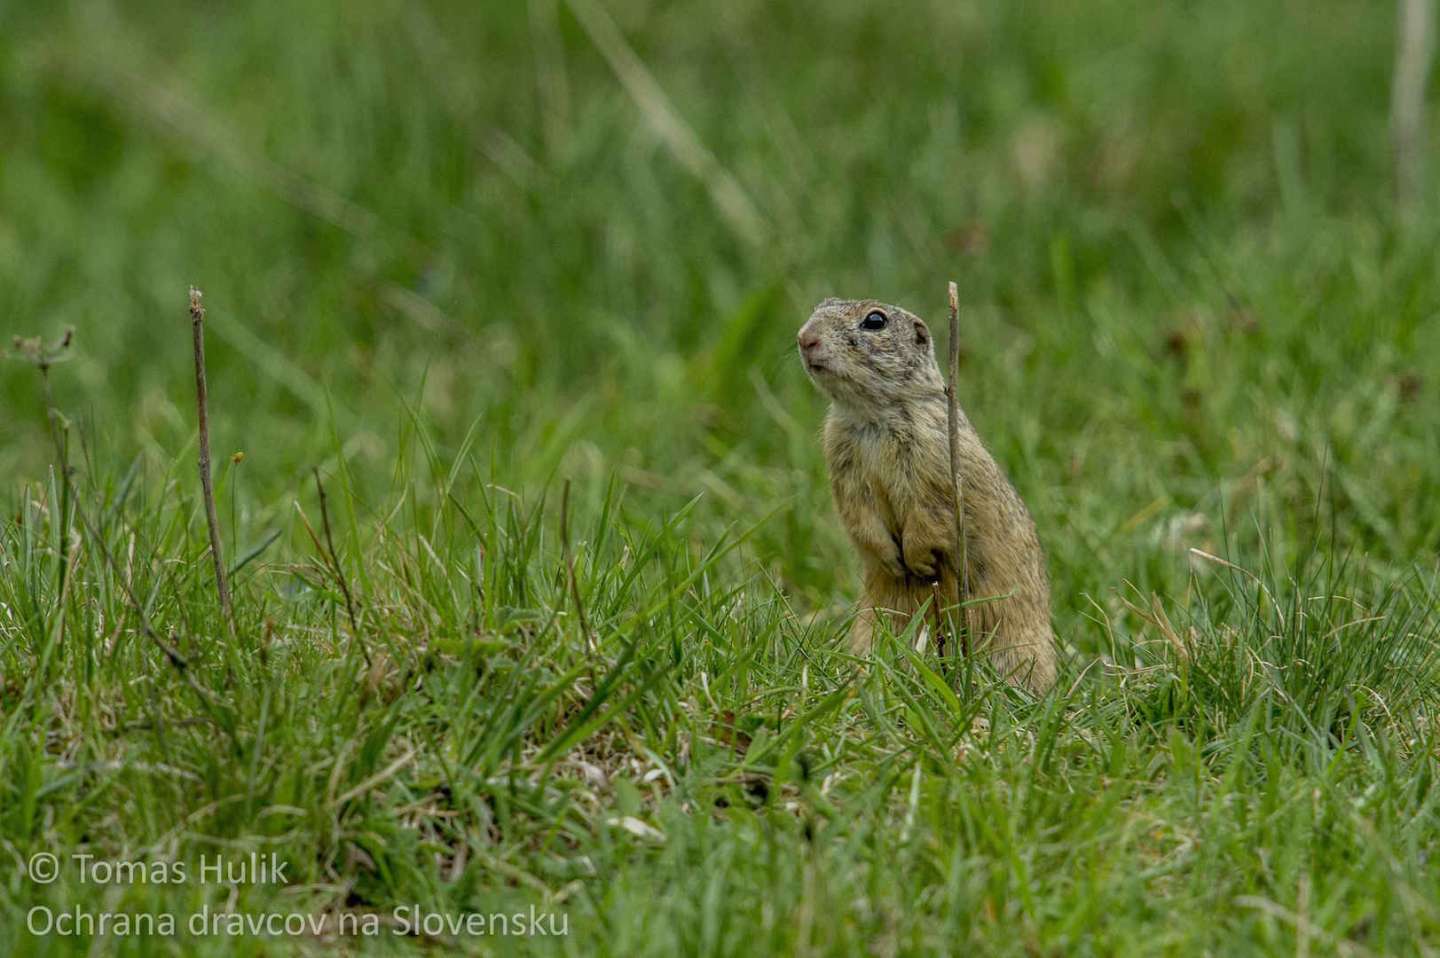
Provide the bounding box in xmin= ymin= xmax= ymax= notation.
xmin=1392 ymin=0 xmax=1435 ymax=209
xmin=312 ymin=468 xmax=369 ymax=666
xmin=929 ymin=582 xmax=947 ymax=665
xmin=944 ymin=282 xmax=970 ymax=658
xmin=188 ymin=287 xmax=234 ymax=636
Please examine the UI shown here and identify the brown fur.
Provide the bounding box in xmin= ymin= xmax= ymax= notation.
xmin=797 ymin=297 xmax=1057 ymax=693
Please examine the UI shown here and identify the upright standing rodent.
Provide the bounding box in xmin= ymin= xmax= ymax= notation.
xmin=797 ymin=297 xmax=1057 ymax=693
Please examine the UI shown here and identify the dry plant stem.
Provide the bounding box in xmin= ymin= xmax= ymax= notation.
xmin=560 ymin=479 xmax=596 ymax=655
xmin=313 ymin=468 xmax=370 ymax=667
xmin=188 ymin=287 xmax=234 ymax=636
xmin=929 ymin=583 xmax=947 ymax=664
xmin=945 ymin=281 xmax=970 ymax=658
xmin=1392 ymin=0 xmax=1435 ymax=208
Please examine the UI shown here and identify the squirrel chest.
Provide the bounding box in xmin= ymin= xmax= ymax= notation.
xmin=826 ymin=414 xmax=935 ymax=537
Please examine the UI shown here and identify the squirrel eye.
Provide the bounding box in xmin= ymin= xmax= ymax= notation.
xmin=859 ymin=310 xmax=888 ymax=331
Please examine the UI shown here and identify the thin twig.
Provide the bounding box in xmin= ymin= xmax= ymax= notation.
xmin=559 ymin=479 xmax=597 ymax=655
xmin=929 ymin=583 xmax=948 ymax=665
xmin=188 ymin=287 xmax=234 ymax=637
xmin=312 ymin=468 xmax=370 ymax=666
xmin=944 ymin=282 xmax=971 ymax=657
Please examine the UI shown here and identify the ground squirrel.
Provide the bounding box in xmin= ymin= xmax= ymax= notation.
xmin=797 ymin=297 xmax=1057 ymax=693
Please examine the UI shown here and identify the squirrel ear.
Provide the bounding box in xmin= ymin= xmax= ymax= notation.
xmin=913 ymin=319 xmax=930 ymax=346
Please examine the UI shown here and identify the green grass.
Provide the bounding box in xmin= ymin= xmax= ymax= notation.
xmin=2 ymin=0 xmax=1440 ymax=953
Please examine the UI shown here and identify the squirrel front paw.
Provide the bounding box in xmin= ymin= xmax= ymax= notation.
xmin=902 ymin=541 xmax=943 ymax=581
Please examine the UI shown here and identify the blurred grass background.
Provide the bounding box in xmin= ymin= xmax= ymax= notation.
xmin=4 ymin=1 xmax=1435 ymax=612
xmin=2 ymin=0 xmax=1440 ymax=954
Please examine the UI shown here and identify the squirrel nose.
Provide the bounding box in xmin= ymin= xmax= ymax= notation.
xmin=798 ymin=332 xmax=821 ymax=353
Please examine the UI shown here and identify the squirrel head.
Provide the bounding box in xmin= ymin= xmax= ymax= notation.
xmin=797 ymin=298 xmax=945 ymax=411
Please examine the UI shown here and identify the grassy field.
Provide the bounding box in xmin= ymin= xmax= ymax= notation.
xmin=3 ymin=0 xmax=1439 ymax=954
